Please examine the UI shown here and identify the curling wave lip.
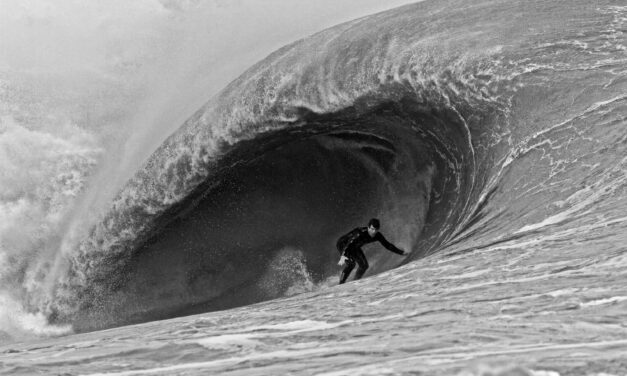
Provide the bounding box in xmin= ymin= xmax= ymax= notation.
xmin=26 ymin=0 xmax=627 ymax=339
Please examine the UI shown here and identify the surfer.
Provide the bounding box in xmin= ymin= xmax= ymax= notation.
xmin=336 ymin=218 xmax=406 ymax=284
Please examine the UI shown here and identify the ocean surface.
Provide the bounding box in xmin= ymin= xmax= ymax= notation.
xmin=1 ymin=0 xmax=627 ymax=374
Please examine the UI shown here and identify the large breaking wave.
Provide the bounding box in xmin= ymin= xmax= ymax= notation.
xmin=2 ymin=0 xmax=626 ymax=337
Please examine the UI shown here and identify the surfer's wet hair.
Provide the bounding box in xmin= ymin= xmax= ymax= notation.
xmin=368 ymin=218 xmax=380 ymax=229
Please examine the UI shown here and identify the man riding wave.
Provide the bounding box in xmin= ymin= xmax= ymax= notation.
xmin=336 ymin=218 xmax=407 ymax=284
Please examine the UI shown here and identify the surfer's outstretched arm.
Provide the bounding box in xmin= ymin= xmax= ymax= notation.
xmin=375 ymin=233 xmax=406 ymax=255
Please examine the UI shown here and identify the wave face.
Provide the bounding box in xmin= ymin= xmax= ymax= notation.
xmin=16 ymin=0 xmax=627 ymax=332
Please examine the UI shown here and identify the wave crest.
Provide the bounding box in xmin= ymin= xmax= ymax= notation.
xmin=13 ymin=0 xmax=626 ymax=334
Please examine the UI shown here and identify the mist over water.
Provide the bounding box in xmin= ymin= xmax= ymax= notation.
xmin=0 ymin=0 xmax=417 ymax=342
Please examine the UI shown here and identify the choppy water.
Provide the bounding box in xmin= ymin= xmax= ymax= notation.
xmin=2 ymin=0 xmax=627 ymax=374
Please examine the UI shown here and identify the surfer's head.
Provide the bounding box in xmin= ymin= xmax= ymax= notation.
xmin=367 ymin=218 xmax=380 ymax=237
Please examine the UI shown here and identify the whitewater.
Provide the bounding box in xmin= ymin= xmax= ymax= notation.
xmin=2 ymin=0 xmax=627 ymax=374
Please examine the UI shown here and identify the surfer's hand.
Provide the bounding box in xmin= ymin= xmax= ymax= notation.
xmin=399 ymin=250 xmax=407 ymax=256
xmin=338 ymin=255 xmax=348 ymax=266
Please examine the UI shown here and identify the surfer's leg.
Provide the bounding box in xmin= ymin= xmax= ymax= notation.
xmin=353 ymin=248 xmax=369 ymax=280
xmin=339 ymin=258 xmax=355 ymax=284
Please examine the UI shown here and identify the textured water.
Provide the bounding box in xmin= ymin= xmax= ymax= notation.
xmin=2 ymin=247 xmax=627 ymax=375
xmin=2 ymin=0 xmax=627 ymax=374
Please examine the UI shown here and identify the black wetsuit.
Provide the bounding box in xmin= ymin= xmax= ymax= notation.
xmin=336 ymin=227 xmax=404 ymax=284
